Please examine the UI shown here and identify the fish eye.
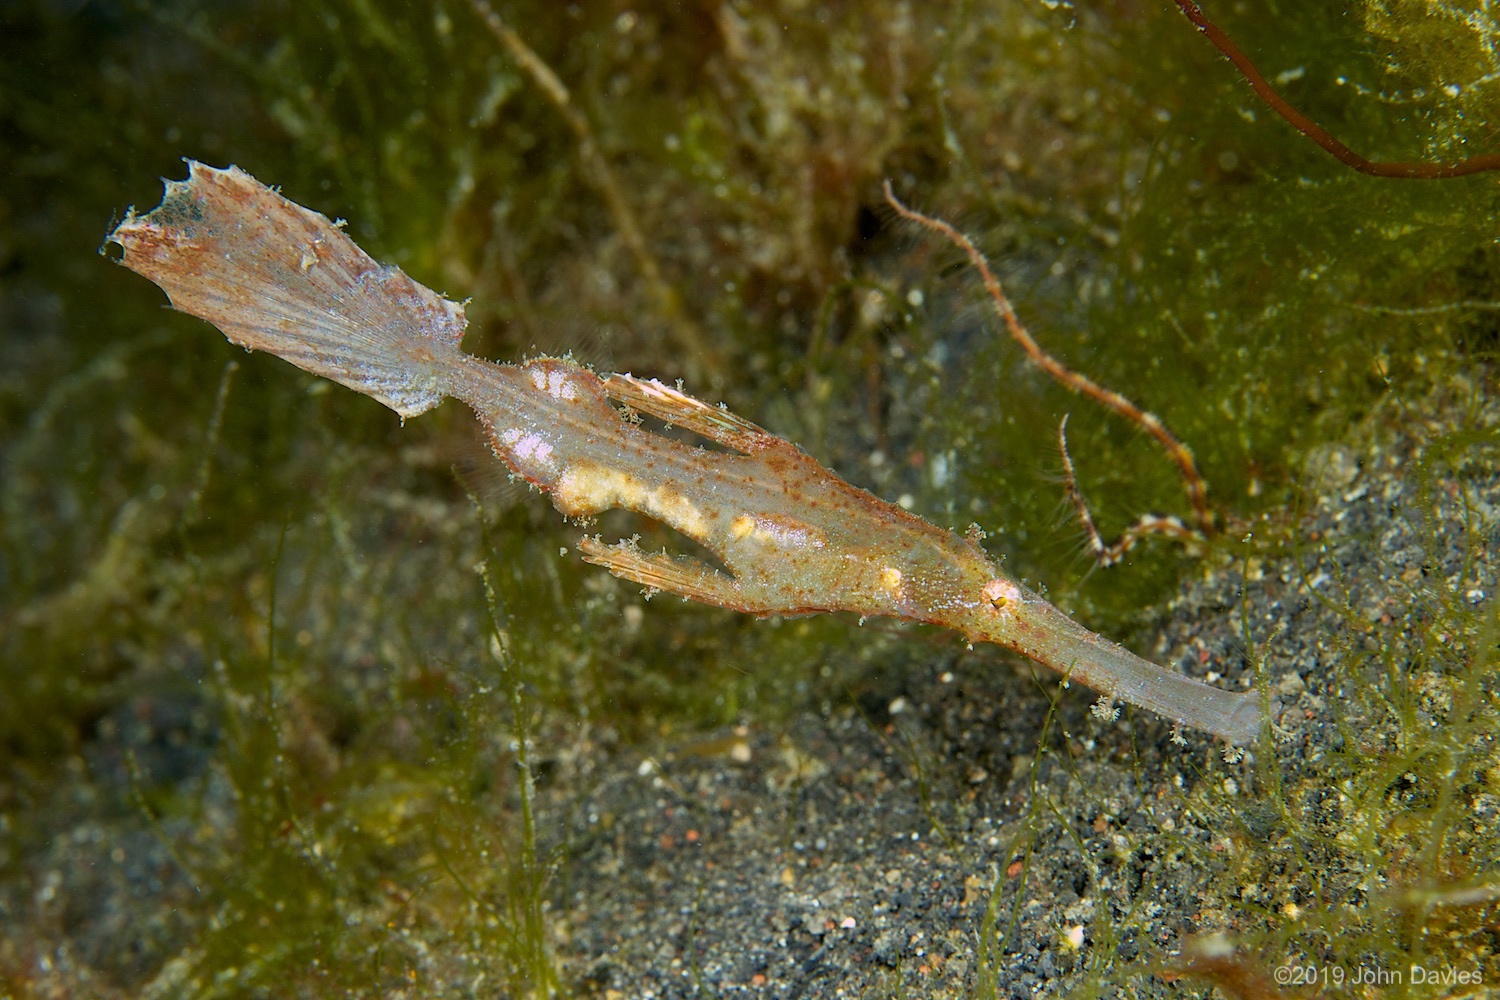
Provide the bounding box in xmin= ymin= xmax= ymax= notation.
xmin=981 ymin=578 xmax=1020 ymax=611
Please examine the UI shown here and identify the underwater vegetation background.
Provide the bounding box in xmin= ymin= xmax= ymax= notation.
xmin=1 ymin=0 xmax=1498 ymax=996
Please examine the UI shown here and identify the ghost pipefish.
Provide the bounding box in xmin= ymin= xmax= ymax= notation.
xmin=104 ymin=162 xmax=1266 ymax=744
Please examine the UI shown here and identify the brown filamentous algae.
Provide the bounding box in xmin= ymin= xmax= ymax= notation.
xmin=105 ymin=162 xmax=1265 ymax=744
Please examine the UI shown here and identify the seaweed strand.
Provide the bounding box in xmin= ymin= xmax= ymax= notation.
xmin=883 ymin=182 xmax=1215 ymax=539
xmin=1172 ymin=0 xmax=1500 ymax=179
xmin=466 ymin=0 xmax=722 ymax=376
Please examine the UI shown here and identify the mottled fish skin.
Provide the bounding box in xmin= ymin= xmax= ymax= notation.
xmin=106 ymin=162 xmax=1266 ymax=744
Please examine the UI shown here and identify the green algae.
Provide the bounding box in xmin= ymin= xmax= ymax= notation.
xmin=2 ymin=0 xmax=1498 ymax=995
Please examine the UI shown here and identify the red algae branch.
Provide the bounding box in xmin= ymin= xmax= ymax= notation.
xmin=104 ymin=162 xmax=1266 ymax=744
xmin=1171 ymin=0 xmax=1500 ymax=179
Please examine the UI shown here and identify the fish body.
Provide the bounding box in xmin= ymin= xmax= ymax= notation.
xmin=107 ymin=162 xmax=1265 ymax=744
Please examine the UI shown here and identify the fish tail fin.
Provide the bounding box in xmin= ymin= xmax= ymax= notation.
xmin=107 ymin=161 xmax=464 ymax=419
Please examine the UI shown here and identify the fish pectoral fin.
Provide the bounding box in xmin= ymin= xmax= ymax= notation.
xmin=577 ymin=536 xmax=769 ymax=613
xmin=602 ymin=374 xmax=775 ymax=454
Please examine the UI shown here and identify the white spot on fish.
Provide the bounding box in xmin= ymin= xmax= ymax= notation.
xmin=557 ymin=464 xmax=708 ymax=540
xmin=728 ymin=513 xmax=826 ymax=550
xmin=500 ymin=427 xmax=557 ymax=474
xmin=514 ymin=433 xmax=554 ymax=465
xmin=528 ymin=364 xmax=579 ymax=400
xmin=547 ymin=369 xmax=577 ymax=399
